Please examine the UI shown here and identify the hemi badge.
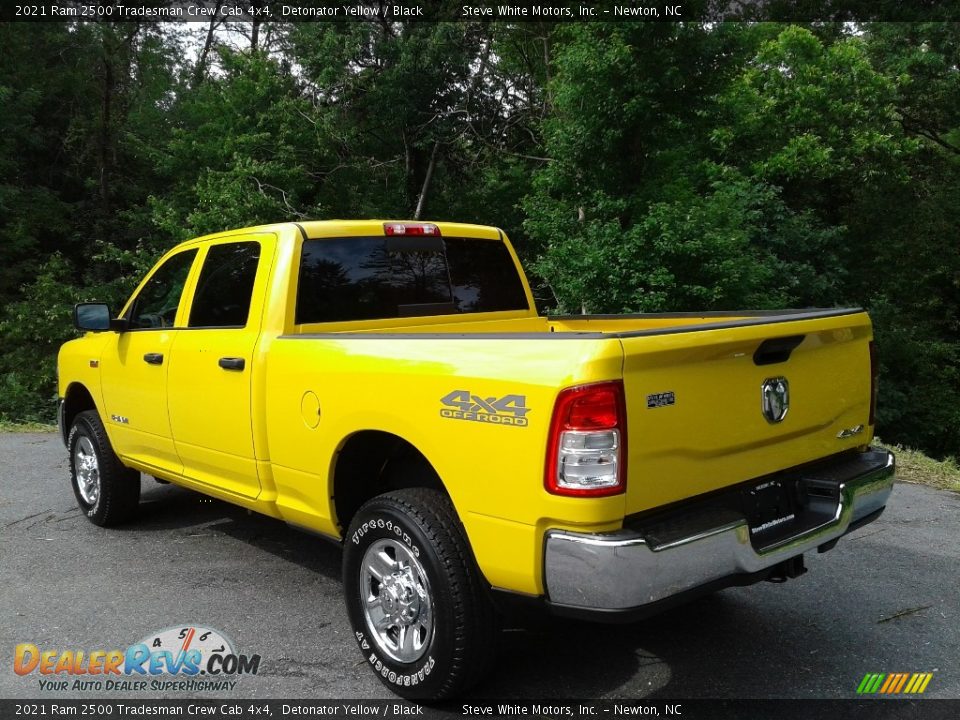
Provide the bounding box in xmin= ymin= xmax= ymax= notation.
xmin=89 ymin=360 xmax=99 ymax=368
xmin=837 ymin=424 xmax=864 ymax=439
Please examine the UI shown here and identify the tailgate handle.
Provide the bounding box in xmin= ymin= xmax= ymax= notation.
xmin=754 ymin=335 xmax=804 ymax=366
xmin=218 ymin=357 xmax=245 ymax=371
xmin=143 ymin=353 xmax=164 ymax=365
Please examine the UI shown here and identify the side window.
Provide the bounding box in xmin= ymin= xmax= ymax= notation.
xmin=124 ymin=249 xmax=198 ymax=329
xmin=188 ymin=242 xmax=262 ymax=328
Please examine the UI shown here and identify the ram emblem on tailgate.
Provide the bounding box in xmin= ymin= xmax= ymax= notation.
xmin=761 ymin=377 xmax=790 ymax=423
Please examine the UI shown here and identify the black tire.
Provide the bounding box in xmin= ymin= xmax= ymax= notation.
xmin=68 ymin=410 xmax=140 ymax=527
xmin=343 ymin=488 xmax=497 ymax=699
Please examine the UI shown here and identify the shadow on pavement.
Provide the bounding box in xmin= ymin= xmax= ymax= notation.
xmin=129 ymin=480 xmax=342 ymax=582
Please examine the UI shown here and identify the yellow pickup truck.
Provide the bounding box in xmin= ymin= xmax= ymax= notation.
xmin=58 ymin=220 xmax=894 ymax=698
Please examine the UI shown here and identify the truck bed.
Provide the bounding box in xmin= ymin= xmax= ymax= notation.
xmin=277 ymin=306 xmax=873 ymax=520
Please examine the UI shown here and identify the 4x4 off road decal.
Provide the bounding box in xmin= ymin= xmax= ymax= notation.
xmin=440 ymin=390 xmax=530 ymax=427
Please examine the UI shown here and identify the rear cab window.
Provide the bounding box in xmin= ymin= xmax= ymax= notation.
xmin=296 ymin=236 xmax=529 ymax=324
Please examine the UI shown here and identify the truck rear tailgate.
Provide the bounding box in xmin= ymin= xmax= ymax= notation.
xmin=617 ymin=309 xmax=874 ymax=515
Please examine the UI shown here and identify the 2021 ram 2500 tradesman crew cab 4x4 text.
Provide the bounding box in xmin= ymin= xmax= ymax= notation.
xmin=58 ymin=220 xmax=895 ymax=698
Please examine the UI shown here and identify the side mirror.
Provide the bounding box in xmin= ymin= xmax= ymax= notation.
xmin=74 ymin=303 xmax=112 ymax=332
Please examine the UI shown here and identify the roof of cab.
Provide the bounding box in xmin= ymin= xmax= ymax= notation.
xmin=298 ymin=219 xmax=502 ymax=240
xmin=169 ymin=220 xmax=504 ymax=254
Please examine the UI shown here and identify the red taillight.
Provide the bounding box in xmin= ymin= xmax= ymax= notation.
xmin=565 ymin=387 xmax=620 ymax=429
xmin=383 ymin=222 xmax=440 ymax=236
xmin=545 ymin=381 xmax=627 ymax=497
xmin=869 ymin=340 xmax=878 ymax=425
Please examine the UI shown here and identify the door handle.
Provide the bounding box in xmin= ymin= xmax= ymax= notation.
xmin=143 ymin=353 xmax=164 ymax=365
xmin=218 ymin=357 xmax=245 ymax=371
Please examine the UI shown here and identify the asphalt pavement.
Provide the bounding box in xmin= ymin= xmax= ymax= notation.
xmin=1 ymin=432 xmax=958 ymax=702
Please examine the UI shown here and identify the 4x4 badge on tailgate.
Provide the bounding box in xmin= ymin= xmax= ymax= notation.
xmin=761 ymin=377 xmax=790 ymax=423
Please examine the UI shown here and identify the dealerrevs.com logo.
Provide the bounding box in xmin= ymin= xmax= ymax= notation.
xmin=14 ymin=625 xmax=261 ymax=692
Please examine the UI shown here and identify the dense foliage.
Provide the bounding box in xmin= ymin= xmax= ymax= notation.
xmin=1 ymin=20 xmax=958 ymax=458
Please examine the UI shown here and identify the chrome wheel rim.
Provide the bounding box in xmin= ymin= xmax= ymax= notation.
xmin=74 ymin=436 xmax=100 ymax=506
xmin=360 ymin=538 xmax=434 ymax=663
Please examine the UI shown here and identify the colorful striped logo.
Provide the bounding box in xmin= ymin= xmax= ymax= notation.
xmin=857 ymin=672 xmax=933 ymax=695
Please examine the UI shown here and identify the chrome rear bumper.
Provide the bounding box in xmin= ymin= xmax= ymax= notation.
xmin=544 ymin=448 xmax=895 ymax=613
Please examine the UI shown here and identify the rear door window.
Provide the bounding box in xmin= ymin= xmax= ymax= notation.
xmin=188 ymin=242 xmax=262 ymax=328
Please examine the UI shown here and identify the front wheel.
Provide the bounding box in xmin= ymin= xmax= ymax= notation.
xmin=343 ymin=488 xmax=497 ymax=699
xmin=68 ymin=410 xmax=140 ymax=527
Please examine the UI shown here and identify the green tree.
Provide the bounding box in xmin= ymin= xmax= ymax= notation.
xmin=150 ymin=48 xmax=324 ymax=240
xmin=2 ymin=19 xmax=959 ymax=460
xmin=525 ymin=23 xmax=842 ymax=312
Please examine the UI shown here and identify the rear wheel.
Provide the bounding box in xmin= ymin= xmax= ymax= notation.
xmin=68 ymin=410 xmax=140 ymax=527
xmin=343 ymin=488 xmax=497 ymax=699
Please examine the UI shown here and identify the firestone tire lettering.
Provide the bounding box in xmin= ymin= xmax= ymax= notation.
xmin=342 ymin=488 xmax=496 ymax=700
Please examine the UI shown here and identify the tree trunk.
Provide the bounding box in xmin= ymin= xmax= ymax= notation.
xmin=250 ymin=0 xmax=262 ymax=51
xmin=98 ymin=50 xmax=114 ymax=208
xmin=578 ymin=205 xmax=587 ymax=314
xmin=403 ymin=131 xmax=415 ymax=210
xmin=194 ymin=7 xmax=222 ymax=84
xmin=414 ymin=141 xmax=440 ymax=220
xmin=542 ymin=29 xmax=553 ymax=110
